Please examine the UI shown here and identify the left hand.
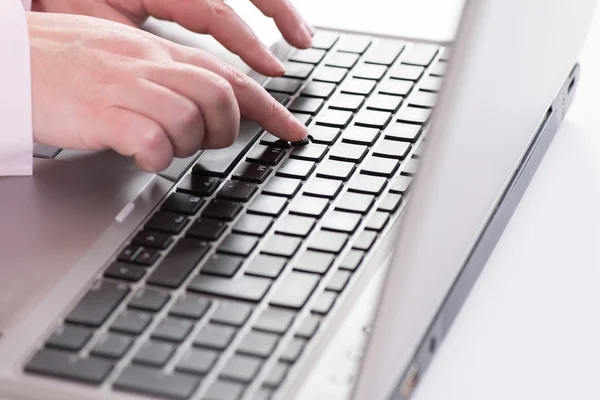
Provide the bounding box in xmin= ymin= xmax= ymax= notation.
xmin=31 ymin=0 xmax=315 ymax=77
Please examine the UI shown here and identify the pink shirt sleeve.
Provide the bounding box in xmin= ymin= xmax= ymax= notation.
xmin=0 ymin=0 xmax=32 ymax=176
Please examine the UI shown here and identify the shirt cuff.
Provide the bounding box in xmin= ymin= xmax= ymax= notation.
xmin=0 ymin=0 xmax=33 ymax=176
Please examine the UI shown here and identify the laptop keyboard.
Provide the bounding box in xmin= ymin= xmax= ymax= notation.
xmin=24 ymin=30 xmax=448 ymax=400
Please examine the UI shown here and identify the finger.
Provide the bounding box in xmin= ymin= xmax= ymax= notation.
xmin=95 ymin=107 xmax=174 ymax=172
xmin=250 ymin=0 xmax=314 ymax=49
xmin=112 ymin=78 xmax=205 ymax=158
xmin=138 ymin=0 xmax=286 ymax=77
xmin=173 ymin=48 xmax=308 ymax=142
xmin=144 ymin=62 xmax=241 ymax=149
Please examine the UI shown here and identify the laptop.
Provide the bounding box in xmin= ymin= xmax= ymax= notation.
xmin=0 ymin=0 xmax=595 ymax=399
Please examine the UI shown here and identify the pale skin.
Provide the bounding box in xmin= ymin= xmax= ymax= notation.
xmin=27 ymin=0 xmax=313 ymax=172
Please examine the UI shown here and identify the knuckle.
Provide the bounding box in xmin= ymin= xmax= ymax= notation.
xmin=140 ymin=126 xmax=167 ymax=153
xmin=207 ymin=0 xmax=232 ymax=18
xmin=210 ymin=76 xmax=235 ymax=107
xmin=220 ymin=64 xmax=250 ymax=91
xmin=177 ymin=102 xmax=200 ymax=129
xmin=267 ymin=100 xmax=286 ymax=121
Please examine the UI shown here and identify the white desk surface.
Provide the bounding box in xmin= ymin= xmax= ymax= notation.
xmin=148 ymin=1 xmax=600 ymax=399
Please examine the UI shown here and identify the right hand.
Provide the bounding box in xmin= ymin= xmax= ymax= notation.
xmin=27 ymin=12 xmax=308 ymax=172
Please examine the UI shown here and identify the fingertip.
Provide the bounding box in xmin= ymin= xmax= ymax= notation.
xmin=288 ymin=117 xmax=309 ymax=141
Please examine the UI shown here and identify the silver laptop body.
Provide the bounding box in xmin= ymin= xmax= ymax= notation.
xmin=0 ymin=0 xmax=595 ymax=399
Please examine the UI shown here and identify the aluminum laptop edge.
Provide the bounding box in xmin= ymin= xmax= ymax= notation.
xmin=0 ymin=1 xmax=595 ymax=400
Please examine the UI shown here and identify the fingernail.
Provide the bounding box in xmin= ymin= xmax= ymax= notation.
xmin=265 ymin=47 xmax=286 ymax=75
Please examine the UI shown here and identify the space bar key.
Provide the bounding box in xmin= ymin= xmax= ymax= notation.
xmin=192 ymin=119 xmax=263 ymax=178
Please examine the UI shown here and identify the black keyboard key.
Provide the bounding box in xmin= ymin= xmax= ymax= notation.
xmin=114 ymin=365 xmax=200 ymax=400
xmin=194 ymin=324 xmax=236 ymax=350
xmin=367 ymin=94 xmax=403 ymax=112
xmin=336 ymin=192 xmax=375 ymax=215
xmin=385 ymin=122 xmax=423 ymax=142
xmin=133 ymin=247 xmax=160 ymax=266
xmin=365 ymin=211 xmax=390 ymax=232
xmin=276 ymin=159 xmax=316 ymax=180
xmin=301 ymin=81 xmax=336 ymax=98
xmin=187 ymin=218 xmax=227 ymax=241
xmin=373 ymin=140 xmax=412 ymax=160
xmin=217 ymin=234 xmax=258 ymax=257
xmin=275 ymin=214 xmax=316 ymax=238
xmin=311 ymin=291 xmax=337 ymax=315
xmin=397 ymin=106 xmax=431 ymax=125
xmin=269 ymin=271 xmax=320 ymax=309
xmin=132 ymin=341 xmax=175 ymax=367
xmin=65 ymin=280 xmax=129 ymax=327
xmin=145 ymin=212 xmax=189 ymax=234
xmin=341 ymin=126 xmax=381 ymax=146
xmin=326 ymin=270 xmax=352 ymax=292
xmin=302 ymin=177 xmax=343 ymax=199
xmin=221 ymin=354 xmax=263 ymax=383
xmin=290 ymin=143 xmax=328 ymax=162
xmin=340 ymin=249 xmax=365 ymax=271
xmin=309 ymin=125 xmax=342 ymax=145
xmin=205 ymin=380 xmax=245 ymax=400
xmin=288 ymin=97 xmax=325 ymax=115
xmin=353 ymin=63 xmax=387 ymax=80
xmin=151 ymin=317 xmax=194 ymax=343
xmin=328 ymin=93 xmax=365 ymax=112
xmin=260 ymin=132 xmax=290 ymax=148
xmin=261 ymin=235 xmax=302 ymax=258
xmin=430 ymin=60 xmax=448 ymax=77
xmin=170 ymin=294 xmax=212 ymax=319
xmin=25 ymin=349 xmax=113 ymax=385
xmin=325 ymin=51 xmax=360 ymax=68
xmin=337 ymin=35 xmax=372 ymax=54
xmin=289 ymin=195 xmax=329 ymax=218
xmin=161 ymin=192 xmax=205 ymax=215
xmin=46 ymin=325 xmax=93 ymax=352
xmin=246 ymin=146 xmax=286 ymax=167
xmin=390 ymin=176 xmax=413 ymax=194
xmin=264 ymin=363 xmax=289 ymax=389
xmin=348 ymin=175 xmax=387 ymax=195
xmin=232 ymin=162 xmax=272 ymax=183
xmin=117 ymin=245 xmax=140 ymax=263
xmin=378 ymin=193 xmax=403 ymax=213
xmin=211 ymin=301 xmax=253 ymax=326
xmin=90 ymin=333 xmax=134 ymax=359
xmin=254 ymin=308 xmax=296 ymax=334
xmin=360 ymin=156 xmax=400 ymax=178
xmin=379 ymin=79 xmax=413 ymax=97
xmin=202 ymin=199 xmax=243 ymax=221
xmin=189 ymin=275 xmax=271 ymax=302
xmin=265 ymin=77 xmax=302 ymax=94
xmin=409 ymin=90 xmax=438 ymax=108
xmin=340 ymin=78 xmax=376 ymax=96
xmin=311 ymin=31 xmax=339 ymax=50
xmin=202 ymin=254 xmax=244 ymax=277
xmin=238 ymin=331 xmax=280 ymax=358
xmin=295 ymin=315 xmax=321 ymax=339
xmin=308 ymin=230 xmax=348 ymax=254
xmin=233 ymin=214 xmax=273 ymax=237
xmin=329 ymin=143 xmax=368 ymax=163
xmin=147 ymin=238 xmax=210 ymax=288
xmin=293 ymin=112 xmax=313 ymax=126
xmin=129 ymin=288 xmax=170 ymax=312
xmin=177 ymin=175 xmax=221 ymax=196
xmin=289 ymin=48 xmax=326 ymax=64
xmin=321 ymin=211 xmax=362 ymax=233
xmin=176 ymin=348 xmax=219 ymax=376
xmin=279 ymin=338 xmax=306 ymax=363
xmin=283 ymin=62 xmax=314 ymax=79
xmin=313 ymin=66 xmax=348 ymax=84
xmin=420 ymin=75 xmax=444 ymax=92
xmin=353 ymin=230 xmax=378 ymax=251
xmin=247 ymin=195 xmax=288 ymax=217
xmin=401 ymin=43 xmax=438 ymax=66
xmin=262 ymin=177 xmax=302 ymax=198
xmin=363 ymin=40 xmax=404 ymax=65
xmin=132 ymin=231 xmax=173 ymax=250
xmin=217 ymin=180 xmax=258 ymax=202
xmin=104 ymin=262 xmax=146 ymax=282
xmin=316 ymin=109 xmax=353 ymax=128
xmin=389 ymin=64 xmax=425 ymax=81
xmin=269 ymin=91 xmax=290 ymax=105
xmin=245 ymin=255 xmax=287 ymax=279
xmin=295 ymin=251 xmax=335 ymax=274
xmin=110 ymin=310 xmax=153 ymax=335
xmin=316 ymin=160 xmax=356 ymax=181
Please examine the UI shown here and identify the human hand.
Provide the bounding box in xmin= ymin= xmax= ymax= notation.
xmin=31 ymin=0 xmax=315 ymax=77
xmin=28 ymin=12 xmax=307 ymax=172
